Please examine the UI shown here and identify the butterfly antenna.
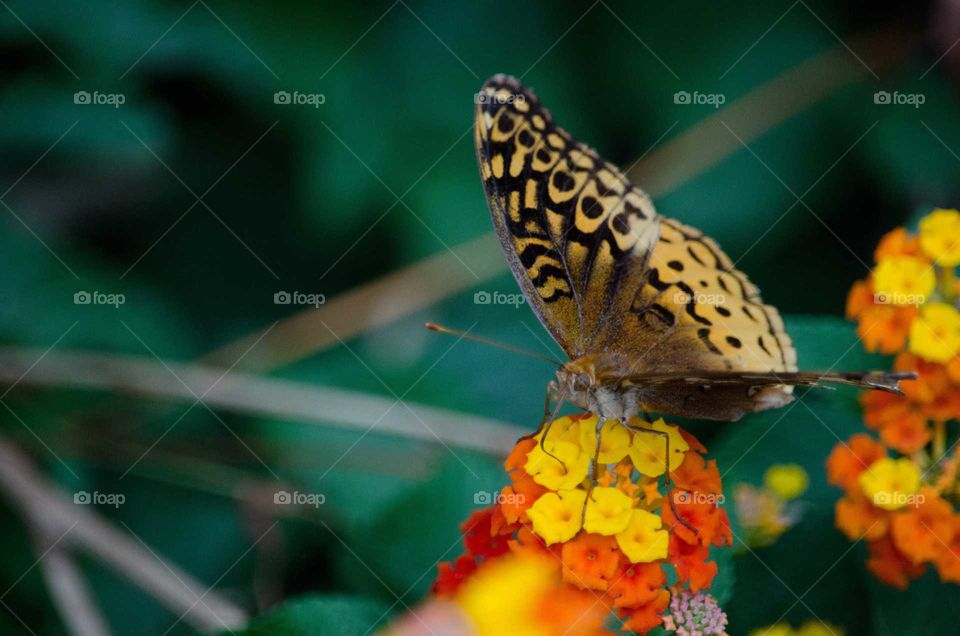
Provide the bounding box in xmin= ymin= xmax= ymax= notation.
xmin=425 ymin=323 xmax=562 ymax=366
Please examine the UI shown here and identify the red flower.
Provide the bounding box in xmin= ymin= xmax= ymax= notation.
xmin=433 ymin=554 xmax=477 ymax=596
xmin=462 ymin=508 xmax=509 ymax=560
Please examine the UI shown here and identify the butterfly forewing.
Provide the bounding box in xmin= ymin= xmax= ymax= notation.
xmin=475 ymin=75 xmax=660 ymax=359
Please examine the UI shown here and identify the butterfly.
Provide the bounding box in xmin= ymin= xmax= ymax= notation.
xmin=459 ymin=74 xmax=912 ymax=431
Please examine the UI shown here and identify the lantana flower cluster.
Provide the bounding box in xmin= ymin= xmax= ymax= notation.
xmin=433 ymin=413 xmax=732 ymax=635
xmin=831 ymin=208 xmax=960 ymax=589
xmin=733 ymin=464 xmax=808 ymax=550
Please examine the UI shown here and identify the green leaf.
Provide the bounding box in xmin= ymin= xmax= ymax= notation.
xmin=229 ymin=595 xmax=390 ymax=636
xmin=869 ymin=572 xmax=960 ymax=636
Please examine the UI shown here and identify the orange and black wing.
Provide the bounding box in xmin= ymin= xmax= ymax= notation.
xmin=475 ymin=75 xmax=660 ymax=359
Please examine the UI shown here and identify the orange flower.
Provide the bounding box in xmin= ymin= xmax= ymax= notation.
xmin=499 ymin=473 xmax=547 ymax=524
xmin=672 ymin=453 xmax=722 ymax=495
xmin=846 ymin=279 xmax=875 ymax=320
xmin=669 ymin=535 xmax=718 ymax=593
xmin=866 ymin=535 xmax=925 ymax=590
xmin=826 ymin=433 xmax=886 ymax=494
xmin=933 ymin=517 xmax=960 ymax=584
xmin=862 ymin=389 xmax=912 ymax=430
xmin=856 ymin=304 xmax=918 ymax=353
xmin=835 ymin=495 xmax=888 ymax=541
xmin=897 ymin=352 xmax=952 ymax=405
xmin=878 ymin=409 xmax=931 ymax=455
xmin=947 ymin=356 xmax=960 ymax=384
xmin=618 ymin=589 xmax=670 ymax=633
xmin=875 ymin=227 xmax=922 ymax=260
xmin=607 ymin=562 xmax=666 ymax=608
xmin=661 ymin=497 xmax=724 ymax=547
xmin=508 ymin=524 xmax=557 ymax=561
xmin=505 ymin=437 xmax=537 ymax=472
xmin=679 ymin=428 xmax=708 ymax=454
xmin=889 ymin=489 xmax=954 ymax=564
xmin=560 ymin=533 xmax=620 ymax=591
xmin=533 ymin=585 xmax=609 ymax=635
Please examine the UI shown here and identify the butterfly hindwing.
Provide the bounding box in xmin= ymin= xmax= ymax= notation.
xmin=475 ymin=75 xmax=660 ymax=359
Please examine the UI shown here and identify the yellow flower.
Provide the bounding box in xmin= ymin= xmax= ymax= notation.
xmin=583 ymin=487 xmax=634 ymax=535
xmin=527 ymin=489 xmax=587 ymax=544
xmin=457 ymin=554 xmax=554 ymax=636
xmin=909 ymin=302 xmax=960 ymax=363
xmin=858 ymin=457 xmax=920 ymax=511
xmin=537 ymin=415 xmax=581 ymax=446
xmin=919 ymin=208 xmax=960 ymax=266
xmin=579 ymin=418 xmax=632 ymax=464
xmin=872 ymin=256 xmax=934 ymax=306
xmin=627 ymin=418 xmax=689 ymax=477
xmin=796 ymin=620 xmax=846 ymax=636
xmin=525 ymin=440 xmax=590 ymax=491
xmin=764 ymin=464 xmax=809 ymax=501
xmin=748 ymin=627 xmax=794 ymax=636
xmin=615 ymin=509 xmax=669 ymax=563
xmin=747 ymin=622 xmax=844 ymax=636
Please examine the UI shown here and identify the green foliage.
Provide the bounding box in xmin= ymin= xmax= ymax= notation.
xmin=229 ymin=596 xmax=390 ymax=636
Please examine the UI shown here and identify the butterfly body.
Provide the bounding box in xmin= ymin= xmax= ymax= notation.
xmin=557 ymin=354 xmax=640 ymax=423
xmin=472 ymin=74 xmax=912 ymax=425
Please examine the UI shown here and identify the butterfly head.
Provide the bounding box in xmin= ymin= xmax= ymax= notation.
xmin=557 ymin=356 xmax=640 ymax=423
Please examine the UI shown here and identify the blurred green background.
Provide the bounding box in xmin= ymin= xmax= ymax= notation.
xmin=1 ymin=0 xmax=959 ymax=634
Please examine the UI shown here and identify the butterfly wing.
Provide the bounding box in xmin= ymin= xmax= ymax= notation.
xmin=621 ymin=370 xmax=914 ymax=421
xmin=475 ymin=75 xmax=660 ymax=359
xmin=475 ymin=76 xmax=896 ymax=421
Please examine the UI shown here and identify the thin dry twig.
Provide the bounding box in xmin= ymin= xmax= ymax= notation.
xmin=0 ymin=435 xmax=247 ymax=633
xmin=33 ymin=535 xmax=112 ymax=636
xmin=0 ymin=347 xmax=526 ymax=454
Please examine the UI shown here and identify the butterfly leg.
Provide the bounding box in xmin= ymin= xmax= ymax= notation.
xmin=580 ymin=417 xmax=605 ymax=526
xmin=536 ymin=385 xmax=568 ymax=470
xmin=517 ymin=381 xmax=558 ymax=443
xmin=623 ymin=420 xmax=700 ymax=539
